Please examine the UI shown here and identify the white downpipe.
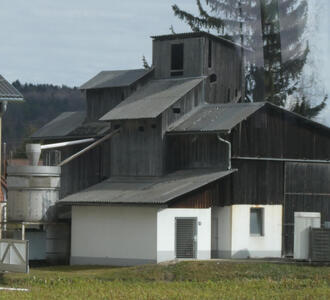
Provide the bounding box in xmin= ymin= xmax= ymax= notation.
xmin=217 ymin=134 xmax=231 ymax=170
xmin=40 ymin=138 xmax=95 ymax=150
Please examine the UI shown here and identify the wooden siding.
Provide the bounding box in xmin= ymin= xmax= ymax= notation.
xmin=110 ymin=119 xmax=163 ymax=177
xmin=169 ymin=176 xmax=232 ymax=208
xmin=153 ymin=37 xmax=204 ymax=79
xmin=204 ymin=40 xmax=242 ymax=104
xmin=283 ymin=162 xmax=330 ymax=256
xmin=153 ymin=36 xmax=242 ymax=104
xmin=161 ymin=82 xmax=203 ymax=132
xmin=166 ymin=134 xmax=229 ymax=172
xmin=231 ymin=160 xmax=284 ymax=205
xmin=86 ymin=72 xmax=152 ymax=122
xmin=43 ymin=141 xmax=111 ymax=198
xmin=232 ymin=106 xmax=330 ymax=160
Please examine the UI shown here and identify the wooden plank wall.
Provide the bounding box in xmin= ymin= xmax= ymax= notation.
xmin=283 ymin=162 xmax=330 ymax=256
xmin=231 ymin=160 xmax=284 ymax=205
xmin=166 ymin=134 xmax=229 ymax=172
xmin=43 ymin=140 xmax=112 ymax=198
xmin=169 ymin=176 xmax=232 ymax=208
xmin=205 ymin=41 xmax=242 ymax=104
xmin=153 ymin=37 xmax=204 ymax=79
xmin=161 ymin=82 xmax=203 ymax=131
xmin=86 ymin=72 xmax=153 ymax=122
xmin=110 ymin=119 xmax=163 ymax=177
xmin=232 ymin=106 xmax=330 ymax=160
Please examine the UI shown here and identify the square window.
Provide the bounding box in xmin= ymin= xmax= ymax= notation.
xmin=250 ymin=208 xmax=264 ymax=236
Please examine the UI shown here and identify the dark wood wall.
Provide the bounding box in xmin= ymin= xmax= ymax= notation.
xmin=166 ymin=134 xmax=229 ymax=172
xmin=86 ymin=72 xmax=152 ymax=122
xmin=205 ymin=40 xmax=242 ymax=104
xmin=152 ymin=36 xmax=242 ymax=104
xmin=283 ymin=162 xmax=330 ymax=256
xmin=110 ymin=119 xmax=163 ymax=177
xmin=232 ymin=106 xmax=330 ymax=160
xmin=44 ymin=140 xmax=111 ymax=198
xmin=153 ymin=37 xmax=204 ymax=79
xmin=161 ymin=82 xmax=203 ymax=131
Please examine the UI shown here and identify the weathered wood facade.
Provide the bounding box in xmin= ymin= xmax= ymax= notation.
xmin=31 ymin=31 xmax=330 ymax=259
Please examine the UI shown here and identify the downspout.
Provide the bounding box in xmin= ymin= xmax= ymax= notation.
xmin=217 ymin=133 xmax=231 ymax=170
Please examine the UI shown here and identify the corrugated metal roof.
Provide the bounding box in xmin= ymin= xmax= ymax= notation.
xmin=80 ymin=68 xmax=153 ymax=90
xmin=59 ymin=169 xmax=236 ymax=205
xmin=31 ymin=111 xmax=111 ymax=140
xmin=31 ymin=112 xmax=86 ymax=139
xmin=167 ymin=102 xmax=265 ymax=133
xmin=0 ymin=75 xmax=24 ymax=101
xmin=100 ymin=77 xmax=204 ymax=121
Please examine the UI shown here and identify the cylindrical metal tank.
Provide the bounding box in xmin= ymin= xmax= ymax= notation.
xmin=46 ymin=224 xmax=71 ymax=265
xmin=7 ymin=165 xmax=61 ymax=222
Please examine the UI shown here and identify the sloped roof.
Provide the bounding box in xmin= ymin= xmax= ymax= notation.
xmin=100 ymin=77 xmax=204 ymax=121
xmin=168 ymin=102 xmax=265 ymax=134
xmin=0 ymin=75 xmax=24 ymax=101
xmin=59 ymin=168 xmax=236 ymax=205
xmin=80 ymin=68 xmax=153 ymax=90
xmin=30 ymin=111 xmax=111 ymax=140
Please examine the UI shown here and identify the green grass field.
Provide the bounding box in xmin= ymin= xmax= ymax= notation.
xmin=0 ymin=261 xmax=330 ymax=299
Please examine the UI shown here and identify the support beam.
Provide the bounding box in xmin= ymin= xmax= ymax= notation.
xmin=58 ymin=129 xmax=120 ymax=167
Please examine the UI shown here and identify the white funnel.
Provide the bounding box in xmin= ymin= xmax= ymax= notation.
xmin=26 ymin=144 xmax=41 ymax=166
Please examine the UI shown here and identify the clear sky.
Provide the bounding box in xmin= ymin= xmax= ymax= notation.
xmin=1 ymin=0 xmax=329 ymax=122
xmin=0 ymin=0 xmax=197 ymax=87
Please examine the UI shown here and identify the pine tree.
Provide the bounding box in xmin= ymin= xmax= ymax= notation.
xmin=172 ymin=0 xmax=326 ymax=118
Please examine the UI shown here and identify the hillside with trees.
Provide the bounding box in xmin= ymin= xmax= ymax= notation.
xmin=2 ymin=81 xmax=85 ymax=150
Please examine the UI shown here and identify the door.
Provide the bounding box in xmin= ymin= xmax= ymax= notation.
xmin=175 ymin=218 xmax=197 ymax=259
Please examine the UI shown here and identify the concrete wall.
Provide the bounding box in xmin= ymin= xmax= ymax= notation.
xmin=231 ymin=205 xmax=282 ymax=258
xmin=212 ymin=207 xmax=232 ymax=258
xmin=212 ymin=205 xmax=282 ymax=259
xmin=71 ymin=206 xmax=158 ymax=266
xmin=157 ymin=208 xmax=211 ymax=263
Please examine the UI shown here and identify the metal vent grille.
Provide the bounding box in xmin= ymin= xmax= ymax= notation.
xmin=310 ymin=228 xmax=330 ymax=262
xmin=175 ymin=218 xmax=197 ymax=259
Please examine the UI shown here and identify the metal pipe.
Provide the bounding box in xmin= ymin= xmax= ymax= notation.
xmin=40 ymin=138 xmax=95 ymax=150
xmin=232 ymin=156 xmax=330 ymax=164
xmin=217 ymin=134 xmax=231 ymax=170
xmin=58 ymin=129 xmax=120 ymax=167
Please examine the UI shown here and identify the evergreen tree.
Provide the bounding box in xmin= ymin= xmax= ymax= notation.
xmin=172 ymin=0 xmax=326 ymax=118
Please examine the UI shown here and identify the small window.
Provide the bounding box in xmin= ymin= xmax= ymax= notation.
xmin=208 ymin=39 xmax=212 ymax=68
xmin=250 ymin=208 xmax=264 ymax=236
xmin=172 ymin=107 xmax=181 ymax=114
xmin=114 ymin=124 xmax=121 ymax=130
xmin=210 ymin=74 xmax=217 ymax=83
xmin=227 ymin=88 xmax=231 ymax=102
xmin=138 ymin=126 xmax=144 ymax=132
xmin=151 ymin=124 xmax=157 ymax=129
xmin=171 ymin=43 xmax=184 ymax=76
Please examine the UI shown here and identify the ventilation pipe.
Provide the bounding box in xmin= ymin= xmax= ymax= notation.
xmin=217 ymin=133 xmax=231 ymax=170
xmin=25 ymin=138 xmax=95 ymax=166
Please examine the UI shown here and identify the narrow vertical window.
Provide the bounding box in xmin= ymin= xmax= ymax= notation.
xmin=227 ymin=88 xmax=231 ymax=102
xmin=171 ymin=44 xmax=184 ymax=76
xmin=250 ymin=208 xmax=264 ymax=236
xmin=208 ymin=39 xmax=212 ymax=68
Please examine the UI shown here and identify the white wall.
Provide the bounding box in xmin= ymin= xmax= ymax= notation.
xmin=71 ymin=206 xmax=158 ymax=266
xmin=157 ymin=208 xmax=211 ymax=263
xmin=212 ymin=207 xmax=232 ymax=258
xmin=231 ymin=205 xmax=282 ymax=258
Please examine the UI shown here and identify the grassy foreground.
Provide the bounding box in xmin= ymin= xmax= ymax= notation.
xmin=0 ymin=261 xmax=330 ymax=299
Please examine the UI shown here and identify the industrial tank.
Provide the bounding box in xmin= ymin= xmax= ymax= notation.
xmin=7 ymin=165 xmax=61 ymax=222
